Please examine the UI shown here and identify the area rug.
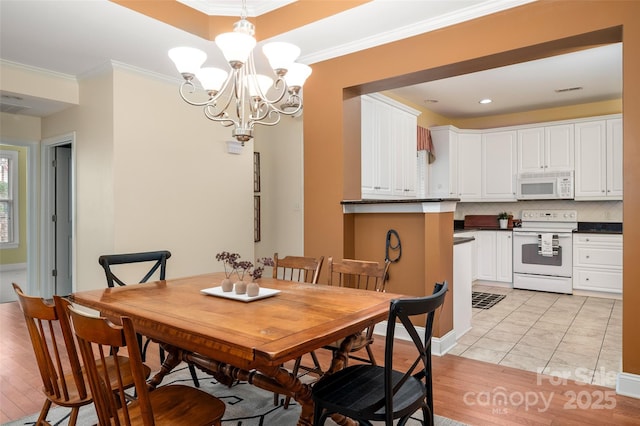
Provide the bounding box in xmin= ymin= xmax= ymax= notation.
xmin=472 ymin=291 xmax=506 ymax=309
xmin=4 ymin=364 xmax=467 ymax=426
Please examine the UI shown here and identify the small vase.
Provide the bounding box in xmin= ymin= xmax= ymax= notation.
xmin=247 ymin=282 xmax=260 ymax=297
xmin=234 ymin=281 xmax=247 ymax=295
xmin=221 ymin=278 xmax=234 ymax=292
xmin=499 ymin=218 xmax=508 ymax=229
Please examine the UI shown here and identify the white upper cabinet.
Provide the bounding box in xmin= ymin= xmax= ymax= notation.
xmin=574 ymin=117 xmax=622 ymax=200
xmin=482 ymin=130 xmax=517 ymax=201
xmin=606 ymin=118 xmax=623 ymax=198
xmin=546 ymin=124 xmax=574 ymax=171
xmin=428 ymin=126 xmax=458 ymax=197
xmin=457 ymin=132 xmax=482 ymax=201
xmin=517 ymin=124 xmax=574 ymax=173
xmin=361 ymin=94 xmax=420 ymax=199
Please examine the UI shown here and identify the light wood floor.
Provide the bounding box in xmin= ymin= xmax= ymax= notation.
xmin=2 ymin=300 xmax=639 ymax=425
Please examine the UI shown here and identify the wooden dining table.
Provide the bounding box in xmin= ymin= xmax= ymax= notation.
xmin=70 ymin=272 xmax=403 ymax=426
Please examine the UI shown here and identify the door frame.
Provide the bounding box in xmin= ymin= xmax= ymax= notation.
xmin=41 ymin=132 xmax=76 ymax=298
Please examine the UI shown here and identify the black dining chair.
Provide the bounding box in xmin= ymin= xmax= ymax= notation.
xmin=311 ymin=281 xmax=448 ymax=426
xmin=98 ymin=250 xmax=200 ymax=387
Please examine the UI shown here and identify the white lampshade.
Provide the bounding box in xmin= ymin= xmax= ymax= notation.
xmin=245 ymin=74 xmax=274 ymax=97
xmin=262 ymin=42 xmax=300 ymax=72
xmin=284 ymin=63 xmax=312 ymax=88
xmin=215 ymin=31 xmax=256 ymax=65
xmin=168 ymin=47 xmax=207 ymax=75
xmin=195 ymin=67 xmax=228 ymax=92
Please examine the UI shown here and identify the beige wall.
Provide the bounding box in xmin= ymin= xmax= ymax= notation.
xmin=38 ymin=64 xmax=256 ymax=291
xmin=254 ymin=115 xmax=305 ymax=261
xmin=303 ymin=1 xmax=640 ymax=376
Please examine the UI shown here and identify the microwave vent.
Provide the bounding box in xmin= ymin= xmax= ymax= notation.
xmin=518 ymin=171 xmax=573 ymax=179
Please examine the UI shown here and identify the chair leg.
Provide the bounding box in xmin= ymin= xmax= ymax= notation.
xmin=283 ymin=356 xmax=303 ymax=409
xmin=188 ymin=363 xmax=200 ymax=387
xmin=68 ymin=406 xmax=80 ymax=426
xmin=365 ymin=343 xmax=377 ymax=366
xmin=36 ymin=399 xmax=52 ymax=425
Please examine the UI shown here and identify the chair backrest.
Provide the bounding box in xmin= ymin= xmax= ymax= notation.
xmin=272 ymin=252 xmax=324 ymax=284
xmin=98 ymin=250 xmax=171 ymax=287
xmin=382 ymin=281 xmax=448 ymax=424
xmin=68 ymin=306 xmax=154 ymax=426
xmin=326 ymin=257 xmax=390 ymax=291
xmin=12 ymin=283 xmax=89 ymax=405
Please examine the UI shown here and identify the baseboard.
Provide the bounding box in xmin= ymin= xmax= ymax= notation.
xmin=373 ymin=322 xmax=456 ymax=357
xmin=617 ymin=372 xmax=640 ymax=399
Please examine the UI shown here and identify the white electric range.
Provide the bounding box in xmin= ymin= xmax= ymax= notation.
xmin=513 ymin=209 xmax=577 ymax=294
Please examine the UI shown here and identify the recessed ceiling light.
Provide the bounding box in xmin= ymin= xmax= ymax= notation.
xmin=479 ymin=98 xmax=492 ymax=104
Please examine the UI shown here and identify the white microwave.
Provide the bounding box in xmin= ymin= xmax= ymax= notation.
xmin=516 ymin=171 xmax=574 ymax=200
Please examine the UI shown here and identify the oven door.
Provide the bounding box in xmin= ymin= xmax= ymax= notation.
xmin=513 ymin=231 xmax=573 ymax=277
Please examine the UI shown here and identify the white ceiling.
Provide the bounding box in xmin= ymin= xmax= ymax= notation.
xmin=0 ymin=0 xmax=621 ymax=118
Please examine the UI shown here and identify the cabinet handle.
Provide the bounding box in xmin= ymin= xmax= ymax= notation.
xmin=586 ymin=238 xmax=590 ymax=242
xmin=586 ymin=277 xmax=590 ymax=281
xmin=586 ymin=255 xmax=590 ymax=259
xmin=374 ymin=186 xmax=381 ymax=190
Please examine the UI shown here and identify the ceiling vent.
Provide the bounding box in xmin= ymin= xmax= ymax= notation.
xmin=554 ymin=86 xmax=583 ymax=93
xmin=0 ymin=103 xmax=31 ymax=114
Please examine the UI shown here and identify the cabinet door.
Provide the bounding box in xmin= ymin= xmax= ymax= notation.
xmin=428 ymin=127 xmax=458 ymax=197
xmin=361 ymin=96 xmax=377 ymax=195
xmin=517 ymin=127 xmax=544 ymax=173
xmin=545 ymin=124 xmax=574 ymax=171
xmin=392 ymin=110 xmax=417 ymax=197
xmin=361 ymin=97 xmax=393 ymax=197
xmin=607 ymin=118 xmax=623 ymax=198
xmin=475 ymin=231 xmax=497 ymax=281
xmin=457 ymin=133 xmax=482 ymax=200
xmin=496 ymin=232 xmax=513 ymax=282
xmin=482 ymin=131 xmax=517 ymax=201
xmin=575 ymin=120 xmax=607 ymax=199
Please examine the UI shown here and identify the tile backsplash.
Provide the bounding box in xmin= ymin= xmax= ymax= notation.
xmin=454 ymin=200 xmax=622 ymax=222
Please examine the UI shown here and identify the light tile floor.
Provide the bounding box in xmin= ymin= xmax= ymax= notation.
xmin=449 ymin=283 xmax=622 ymax=388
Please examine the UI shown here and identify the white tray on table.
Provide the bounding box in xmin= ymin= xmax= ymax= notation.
xmin=200 ymin=286 xmax=280 ymax=302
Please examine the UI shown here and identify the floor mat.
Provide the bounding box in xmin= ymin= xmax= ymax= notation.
xmin=472 ymin=292 xmax=506 ymax=309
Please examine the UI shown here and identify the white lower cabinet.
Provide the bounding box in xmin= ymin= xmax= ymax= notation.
xmin=573 ymin=233 xmax=622 ymax=294
xmin=454 ymin=239 xmax=473 ymax=337
xmin=475 ymin=230 xmax=512 ymax=283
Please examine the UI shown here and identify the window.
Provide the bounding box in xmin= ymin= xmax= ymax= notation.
xmin=0 ymin=150 xmax=19 ymax=248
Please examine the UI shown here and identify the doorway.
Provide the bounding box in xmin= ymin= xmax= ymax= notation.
xmin=41 ymin=134 xmax=75 ymax=299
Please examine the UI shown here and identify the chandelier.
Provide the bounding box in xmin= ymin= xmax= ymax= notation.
xmin=168 ymin=2 xmax=312 ymax=145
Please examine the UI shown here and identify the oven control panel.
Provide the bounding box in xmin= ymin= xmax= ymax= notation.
xmin=521 ymin=210 xmax=577 ymax=222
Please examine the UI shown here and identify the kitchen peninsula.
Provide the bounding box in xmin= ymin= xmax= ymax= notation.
xmin=341 ymin=198 xmax=459 ymax=353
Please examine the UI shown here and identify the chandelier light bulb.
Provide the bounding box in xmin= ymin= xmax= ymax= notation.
xmin=245 ymin=74 xmax=274 ymax=98
xmin=284 ymin=63 xmax=312 ymax=90
xmin=168 ymin=47 xmax=207 ymax=77
xmin=262 ymin=42 xmax=301 ymax=76
xmin=215 ymin=31 xmax=256 ymax=67
xmin=195 ymin=67 xmax=228 ymax=93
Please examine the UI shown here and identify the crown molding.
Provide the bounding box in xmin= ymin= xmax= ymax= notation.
xmin=299 ymin=0 xmax=537 ymax=65
xmin=0 ymin=59 xmax=76 ymax=82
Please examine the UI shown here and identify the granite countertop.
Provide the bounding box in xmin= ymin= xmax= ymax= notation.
xmin=576 ymin=222 xmax=622 ymax=234
xmin=341 ymin=198 xmax=460 ymax=204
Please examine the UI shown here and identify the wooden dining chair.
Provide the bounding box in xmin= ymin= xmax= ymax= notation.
xmin=312 ymin=282 xmax=448 ymax=426
xmin=67 ymin=305 xmax=225 ymax=426
xmin=12 ymin=283 xmax=146 ymax=426
xmin=98 ymin=250 xmax=199 ymax=387
xmin=272 ymin=252 xmax=324 ymax=284
xmin=322 ymin=257 xmax=391 ymax=366
xmin=271 ymin=252 xmax=324 ymax=407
